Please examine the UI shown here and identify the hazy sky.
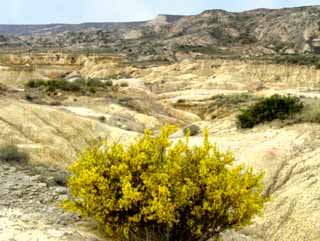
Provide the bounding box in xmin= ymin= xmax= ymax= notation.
xmin=2 ymin=0 xmax=320 ymax=24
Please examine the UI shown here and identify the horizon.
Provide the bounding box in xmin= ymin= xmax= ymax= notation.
xmin=1 ymin=0 xmax=320 ymax=25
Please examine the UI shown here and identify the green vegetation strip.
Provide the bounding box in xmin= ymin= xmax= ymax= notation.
xmin=25 ymin=79 xmax=113 ymax=93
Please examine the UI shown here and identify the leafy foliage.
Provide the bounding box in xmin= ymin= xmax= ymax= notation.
xmin=237 ymin=95 xmax=304 ymax=128
xmin=63 ymin=126 xmax=266 ymax=241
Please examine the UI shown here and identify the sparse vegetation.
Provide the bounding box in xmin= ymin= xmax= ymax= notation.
xmin=120 ymin=82 xmax=129 ymax=87
xmin=288 ymin=98 xmax=320 ymax=124
xmin=33 ymin=164 xmax=69 ymax=187
xmin=98 ymin=116 xmax=106 ymax=123
xmin=25 ymin=94 xmax=33 ymax=101
xmin=175 ymin=45 xmax=233 ymax=55
xmin=210 ymin=94 xmax=257 ymax=107
xmin=25 ymin=78 xmax=113 ymax=93
xmin=0 ymin=144 xmax=29 ymax=163
xmin=202 ymin=94 xmax=258 ymax=119
xmin=237 ymin=95 xmax=304 ymax=128
xmin=273 ymin=54 xmax=320 ymax=67
xmin=209 ymin=27 xmax=235 ymax=45
xmin=176 ymin=99 xmax=187 ymax=104
xmin=238 ymin=31 xmax=257 ymax=45
xmin=63 ymin=126 xmax=266 ymax=241
xmin=0 ymin=83 xmax=7 ymax=92
xmin=107 ymin=73 xmax=132 ymax=80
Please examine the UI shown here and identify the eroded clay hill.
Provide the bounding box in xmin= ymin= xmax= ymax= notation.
xmin=1 ymin=53 xmax=320 ymax=240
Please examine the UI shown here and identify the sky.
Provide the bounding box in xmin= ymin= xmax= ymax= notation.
xmin=1 ymin=0 xmax=320 ymax=24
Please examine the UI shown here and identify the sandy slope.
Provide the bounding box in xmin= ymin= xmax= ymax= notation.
xmin=1 ymin=57 xmax=320 ymax=240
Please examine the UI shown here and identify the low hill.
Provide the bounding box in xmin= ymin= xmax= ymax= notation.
xmin=0 ymin=6 xmax=320 ymax=57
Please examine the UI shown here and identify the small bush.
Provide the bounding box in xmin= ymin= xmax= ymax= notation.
xmin=25 ymin=94 xmax=33 ymax=101
xmin=120 ymin=82 xmax=129 ymax=87
xmin=63 ymin=126 xmax=266 ymax=241
xmin=237 ymin=94 xmax=304 ymax=128
xmin=104 ymin=80 xmax=113 ymax=87
xmin=176 ymin=99 xmax=187 ymax=104
xmin=98 ymin=116 xmax=106 ymax=122
xmin=28 ymin=163 xmax=69 ymax=186
xmin=183 ymin=124 xmax=201 ymax=136
xmin=25 ymin=79 xmax=47 ymax=88
xmin=0 ymin=144 xmax=29 ymax=163
xmin=88 ymin=86 xmax=97 ymax=94
xmin=46 ymin=79 xmax=82 ymax=92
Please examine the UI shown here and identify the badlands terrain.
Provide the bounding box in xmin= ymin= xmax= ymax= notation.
xmin=1 ymin=5 xmax=320 ymax=241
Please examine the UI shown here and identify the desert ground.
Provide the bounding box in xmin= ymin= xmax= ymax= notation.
xmin=0 ymin=51 xmax=320 ymax=240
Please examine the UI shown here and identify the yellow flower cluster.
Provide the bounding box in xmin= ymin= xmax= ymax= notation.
xmin=62 ymin=126 xmax=266 ymax=241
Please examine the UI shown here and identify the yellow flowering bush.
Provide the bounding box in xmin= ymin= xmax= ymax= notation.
xmin=63 ymin=126 xmax=266 ymax=241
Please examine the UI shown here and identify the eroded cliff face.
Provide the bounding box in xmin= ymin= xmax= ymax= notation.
xmin=2 ymin=53 xmax=320 ymax=89
xmin=1 ymin=54 xmax=320 ymax=241
xmin=80 ymin=58 xmax=320 ymax=92
xmin=0 ymin=53 xmax=128 ymax=85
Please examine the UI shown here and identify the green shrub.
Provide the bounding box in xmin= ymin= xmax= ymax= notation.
xmin=104 ymin=80 xmax=114 ymax=87
xmin=98 ymin=116 xmax=106 ymax=122
xmin=88 ymin=86 xmax=97 ymax=94
xmin=25 ymin=79 xmax=47 ymax=88
xmin=120 ymin=82 xmax=129 ymax=87
xmin=25 ymin=79 xmax=81 ymax=92
xmin=63 ymin=126 xmax=266 ymax=241
xmin=176 ymin=99 xmax=187 ymax=104
xmin=0 ymin=144 xmax=29 ymax=163
xmin=237 ymin=94 xmax=304 ymax=128
xmin=25 ymin=94 xmax=33 ymax=101
xmin=46 ymin=79 xmax=82 ymax=92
